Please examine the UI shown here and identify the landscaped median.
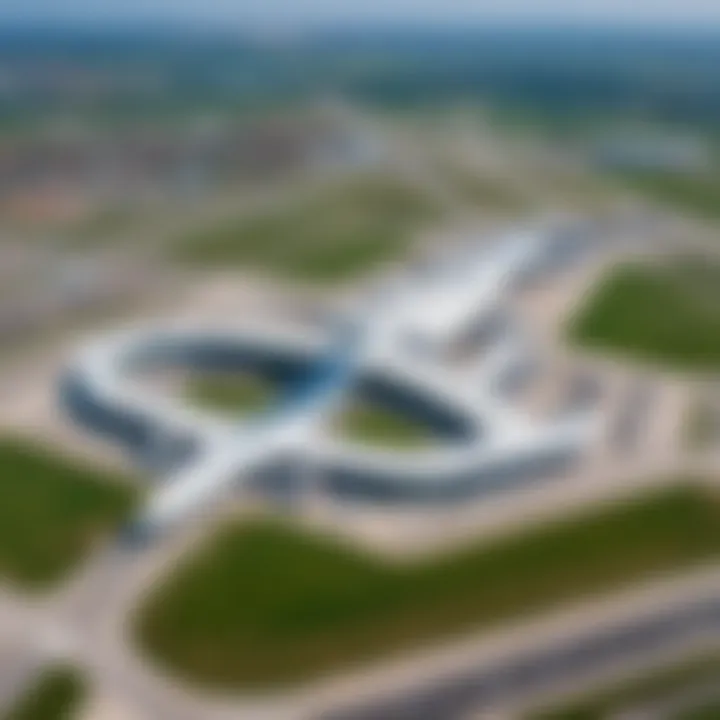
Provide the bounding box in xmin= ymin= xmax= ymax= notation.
xmin=133 ymin=483 xmax=720 ymax=691
xmin=527 ymin=651 xmax=720 ymax=720
xmin=0 ymin=438 xmax=137 ymax=590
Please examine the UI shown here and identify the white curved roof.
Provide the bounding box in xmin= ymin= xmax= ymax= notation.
xmin=65 ymin=223 xmax=599 ymax=535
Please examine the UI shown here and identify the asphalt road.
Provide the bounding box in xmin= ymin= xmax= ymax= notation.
xmin=321 ymin=597 xmax=720 ymax=720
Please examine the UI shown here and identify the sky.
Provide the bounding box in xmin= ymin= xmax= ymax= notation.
xmin=1 ymin=0 xmax=720 ymax=30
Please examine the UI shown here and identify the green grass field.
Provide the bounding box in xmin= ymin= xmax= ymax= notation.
xmin=529 ymin=652 xmax=720 ymax=720
xmin=134 ymin=484 xmax=720 ymax=690
xmin=0 ymin=439 xmax=137 ymax=590
xmin=174 ymin=175 xmax=440 ymax=281
xmin=4 ymin=667 xmax=85 ymax=720
xmin=186 ymin=375 xmax=436 ymax=448
xmin=185 ymin=374 xmax=277 ymax=416
xmin=569 ymin=261 xmax=720 ymax=371
xmin=335 ymin=401 xmax=436 ymax=448
xmin=620 ymin=170 xmax=720 ymax=221
xmin=682 ymin=700 xmax=720 ymax=720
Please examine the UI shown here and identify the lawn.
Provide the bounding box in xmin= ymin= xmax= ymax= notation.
xmin=4 ymin=667 xmax=85 ymax=720
xmin=173 ymin=175 xmax=440 ymax=281
xmin=186 ymin=375 xmax=437 ymax=448
xmin=0 ymin=439 xmax=137 ymax=590
xmin=335 ymin=401 xmax=436 ymax=448
xmin=569 ymin=261 xmax=720 ymax=371
xmin=134 ymin=484 xmax=720 ymax=690
xmin=683 ymin=700 xmax=720 ymax=720
xmin=528 ymin=652 xmax=720 ymax=720
xmin=185 ymin=373 xmax=277 ymax=416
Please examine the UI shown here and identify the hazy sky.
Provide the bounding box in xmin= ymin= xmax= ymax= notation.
xmin=2 ymin=0 xmax=720 ymax=29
